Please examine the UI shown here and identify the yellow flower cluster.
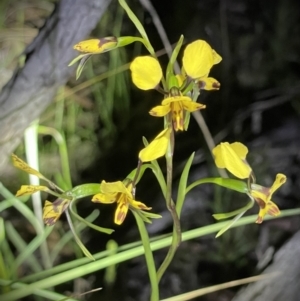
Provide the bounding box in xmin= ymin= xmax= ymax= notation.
xmin=130 ymin=40 xmax=222 ymax=131
xmin=70 ymin=38 xmax=223 ymax=224
xmin=212 ymin=142 xmax=286 ymax=223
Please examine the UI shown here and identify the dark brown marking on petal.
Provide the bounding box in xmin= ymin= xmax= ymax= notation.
xmin=255 ymin=198 xmax=266 ymax=209
xmin=212 ymin=82 xmax=221 ymax=89
xmin=44 ymin=217 xmax=56 ymax=226
xmin=99 ymin=36 xmax=117 ymax=47
xmin=279 ymin=177 xmax=286 ymax=184
xmin=116 ymin=211 xmax=126 ymax=224
xmin=255 ymin=216 xmax=263 ymax=224
xmin=137 ymin=203 xmax=152 ymax=210
xmin=267 ymin=203 xmax=280 ymax=216
xmin=198 ymin=81 xmax=205 ymax=89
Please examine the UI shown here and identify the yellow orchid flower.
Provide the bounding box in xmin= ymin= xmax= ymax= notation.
xmin=73 ymin=37 xmax=118 ymax=54
xmin=12 ymin=154 xmax=49 ymax=182
xmin=12 ymin=154 xmax=70 ymax=226
xmin=16 ymin=185 xmax=50 ymax=197
xmin=130 ymin=56 xmax=163 ymax=90
xmin=212 ymin=142 xmax=252 ymax=179
xmin=92 ymin=181 xmax=151 ymax=225
xmin=150 ymin=93 xmax=205 ymax=131
xmin=43 ymin=199 xmax=71 ymax=226
xmin=139 ymin=128 xmax=171 ymax=162
xmin=182 ymin=39 xmax=222 ymax=81
xmin=69 ymin=37 xmax=119 ymax=79
xmin=251 ymin=173 xmax=286 ymax=223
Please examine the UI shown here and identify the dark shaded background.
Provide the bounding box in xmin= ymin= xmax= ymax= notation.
xmin=1 ymin=0 xmax=300 ymax=300
xmin=81 ymin=0 xmax=300 ymax=300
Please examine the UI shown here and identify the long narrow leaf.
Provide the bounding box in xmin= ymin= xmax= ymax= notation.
xmin=3 ymin=209 xmax=299 ymax=301
xmin=118 ymin=0 xmax=155 ymax=55
xmin=176 ymin=152 xmax=195 ymax=217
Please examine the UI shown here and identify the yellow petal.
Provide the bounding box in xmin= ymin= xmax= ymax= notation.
xmin=91 ymin=193 xmax=115 ymax=204
xmin=73 ymin=37 xmax=118 ymax=54
xmin=212 ymin=49 xmax=222 ymax=64
xmin=139 ymin=128 xmax=171 ymax=162
xmin=181 ymin=99 xmax=206 ymax=112
xmin=266 ymin=201 xmax=280 ymax=216
xmin=114 ymin=201 xmax=129 ymax=225
xmin=149 ymin=104 xmax=170 ymax=117
xmin=255 ymin=201 xmax=280 ymax=224
xmin=42 ymin=199 xmax=70 ymax=226
xmin=12 ymin=154 xmax=47 ymax=180
xmin=230 ymin=142 xmax=249 ymax=159
xmin=130 ymin=199 xmax=152 ymax=210
xmin=171 ymin=101 xmax=184 ymax=131
xmin=251 ymin=189 xmax=266 ymax=203
xmin=161 ymin=95 xmax=190 ymax=106
xmin=199 ymin=77 xmax=221 ymax=90
xmin=182 ymin=40 xmax=221 ymax=80
xmin=130 ymin=56 xmax=162 ymax=90
xmin=100 ymin=180 xmax=128 ymax=195
xmin=269 ymin=174 xmax=287 ymax=197
xmin=212 ymin=142 xmax=252 ymax=179
xmin=16 ymin=185 xmax=49 ymax=197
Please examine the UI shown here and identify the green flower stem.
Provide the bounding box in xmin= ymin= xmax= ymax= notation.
xmin=132 ymin=210 xmax=159 ymax=301
xmin=65 ymin=210 xmax=94 ymax=261
xmin=186 ymin=178 xmax=248 ymax=194
xmin=38 ymin=126 xmax=72 ymax=190
xmin=2 ymin=210 xmax=299 ymax=301
xmin=157 ymin=128 xmax=181 ymax=282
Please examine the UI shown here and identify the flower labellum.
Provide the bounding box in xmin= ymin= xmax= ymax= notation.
xmin=251 ymin=173 xmax=287 ymax=223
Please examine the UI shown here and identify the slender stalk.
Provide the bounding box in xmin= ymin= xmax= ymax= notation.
xmin=38 ymin=126 xmax=72 ymax=190
xmin=65 ymin=210 xmax=94 ymax=261
xmin=132 ymin=210 xmax=159 ymax=301
xmin=1 ymin=210 xmax=298 ymax=301
xmin=157 ymin=126 xmax=181 ymax=282
xmin=24 ymin=122 xmax=52 ymax=270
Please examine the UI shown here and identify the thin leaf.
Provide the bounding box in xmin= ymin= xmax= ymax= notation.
xmin=186 ymin=177 xmax=248 ymax=194
xmin=68 ymin=54 xmax=90 ymax=66
xmin=125 ymin=164 xmax=152 ymax=185
xmin=76 ymin=54 xmax=92 ymax=79
xmin=69 ymin=199 xmax=114 ymax=235
xmin=65 ymin=211 xmax=94 ymax=261
xmin=118 ymin=0 xmax=155 ymax=55
xmin=166 ymin=35 xmax=184 ymax=84
xmin=215 ymin=211 xmax=247 ymax=238
xmin=176 ymin=152 xmax=195 ymax=217
xmin=2 ymin=209 xmax=299 ymax=301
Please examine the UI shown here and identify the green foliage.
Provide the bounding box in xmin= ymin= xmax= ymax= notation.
xmin=1 ymin=0 xmax=299 ymax=300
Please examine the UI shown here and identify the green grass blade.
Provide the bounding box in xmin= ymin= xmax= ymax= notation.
xmin=176 ymin=152 xmax=195 ymax=217
xmin=3 ymin=209 xmax=299 ymax=301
